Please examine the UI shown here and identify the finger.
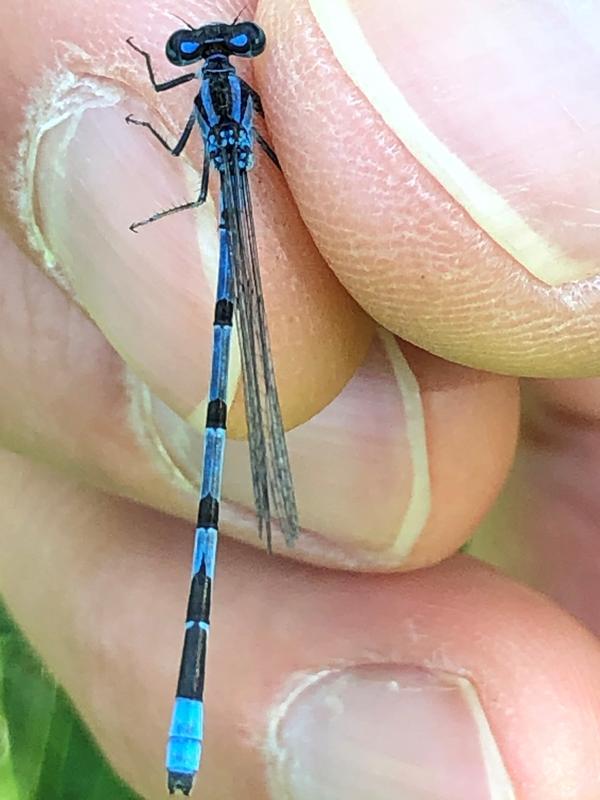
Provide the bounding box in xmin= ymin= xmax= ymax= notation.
xmin=472 ymin=375 xmax=600 ymax=636
xmin=258 ymin=0 xmax=600 ymax=377
xmin=0 ymin=229 xmax=518 ymax=565
xmin=3 ymin=451 xmax=600 ymax=799
xmin=0 ymin=227 xmax=194 ymax=514
xmin=0 ymin=0 xmax=373 ymax=436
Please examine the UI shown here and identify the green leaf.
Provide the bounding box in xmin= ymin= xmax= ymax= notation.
xmin=0 ymin=599 xmax=142 ymax=800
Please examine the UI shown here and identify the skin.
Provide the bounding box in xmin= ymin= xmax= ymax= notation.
xmin=1 ymin=1 xmax=600 ymax=798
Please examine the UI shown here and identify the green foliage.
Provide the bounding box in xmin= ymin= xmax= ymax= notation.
xmin=0 ymin=600 xmax=142 ymax=800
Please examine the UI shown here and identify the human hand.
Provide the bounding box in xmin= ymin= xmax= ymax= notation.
xmin=1 ymin=1 xmax=600 ymax=799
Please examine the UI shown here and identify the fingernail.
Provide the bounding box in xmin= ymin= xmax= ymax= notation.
xmin=285 ymin=330 xmax=431 ymax=560
xmin=311 ymin=0 xmax=600 ymax=285
xmin=268 ymin=665 xmax=515 ymax=800
xmin=32 ymin=90 xmax=218 ymax=415
xmin=152 ymin=331 xmax=432 ymax=563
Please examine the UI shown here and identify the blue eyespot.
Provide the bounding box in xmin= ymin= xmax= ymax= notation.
xmin=229 ymin=33 xmax=249 ymax=47
xmin=180 ymin=40 xmax=200 ymax=55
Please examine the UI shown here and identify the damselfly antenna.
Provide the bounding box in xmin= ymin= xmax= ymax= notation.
xmin=232 ymin=5 xmax=249 ymax=24
xmin=167 ymin=12 xmax=195 ymax=30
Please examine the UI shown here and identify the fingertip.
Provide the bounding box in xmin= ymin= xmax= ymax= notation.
xmin=221 ymin=332 xmax=519 ymax=569
xmin=258 ymin=0 xmax=600 ymax=377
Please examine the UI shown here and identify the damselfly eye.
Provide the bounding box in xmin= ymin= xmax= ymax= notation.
xmin=229 ymin=33 xmax=248 ymax=47
xmin=227 ymin=23 xmax=265 ymax=56
xmin=166 ymin=29 xmax=204 ymax=64
xmin=180 ymin=40 xmax=200 ymax=55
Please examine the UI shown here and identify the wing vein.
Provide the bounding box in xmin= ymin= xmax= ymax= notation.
xmin=221 ymin=149 xmax=299 ymax=548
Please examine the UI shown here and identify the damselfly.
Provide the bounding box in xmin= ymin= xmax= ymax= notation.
xmin=126 ymin=18 xmax=299 ymax=795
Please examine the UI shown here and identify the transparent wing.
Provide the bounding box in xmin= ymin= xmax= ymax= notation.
xmin=221 ymin=153 xmax=299 ymax=549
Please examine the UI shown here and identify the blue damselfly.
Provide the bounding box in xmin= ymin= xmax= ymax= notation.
xmin=126 ymin=17 xmax=299 ymax=794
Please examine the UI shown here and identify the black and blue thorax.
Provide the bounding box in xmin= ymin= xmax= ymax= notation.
xmin=195 ymin=56 xmax=254 ymax=172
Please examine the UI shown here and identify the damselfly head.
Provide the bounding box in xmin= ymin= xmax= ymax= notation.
xmin=166 ymin=21 xmax=265 ymax=66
